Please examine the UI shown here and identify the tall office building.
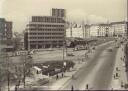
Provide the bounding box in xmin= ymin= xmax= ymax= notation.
xmin=24 ymin=9 xmax=66 ymax=50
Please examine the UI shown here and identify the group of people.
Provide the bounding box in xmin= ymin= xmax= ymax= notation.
xmin=56 ymin=72 xmax=64 ymax=80
xmin=71 ymin=84 xmax=89 ymax=91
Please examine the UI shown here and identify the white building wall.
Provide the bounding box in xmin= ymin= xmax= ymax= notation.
xmin=89 ymin=26 xmax=98 ymax=37
xmin=66 ymin=27 xmax=83 ymax=38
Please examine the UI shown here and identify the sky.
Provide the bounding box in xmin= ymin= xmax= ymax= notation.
xmin=0 ymin=0 xmax=127 ymax=33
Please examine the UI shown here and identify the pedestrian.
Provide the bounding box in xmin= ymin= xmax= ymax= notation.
xmin=82 ymin=59 xmax=83 ymax=62
xmin=122 ymin=58 xmax=124 ymax=61
xmin=121 ymin=57 xmax=122 ymax=60
xmin=56 ymin=74 xmax=59 ymax=80
xmin=71 ymin=85 xmax=74 ymax=91
xmin=15 ymin=85 xmax=18 ymax=91
xmin=111 ymin=88 xmax=113 ymax=90
xmin=116 ymin=67 xmax=119 ymax=71
xmin=62 ymin=73 xmax=64 ymax=77
xmin=17 ymin=80 xmax=20 ymax=88
xmin=116 ymin=73 xmax=118 ymax=77
xmin=72 ymin=75 xmax=74 ymax=79
xmin=121 ymin=81 xmax=124 ymax=88
xmin=114 ymin=74 xmax=115 ymax=79
xmin=87 ymin=54 xmax=88 ymax=58
xmin=86 ymin=84 xmax=89 ymax=89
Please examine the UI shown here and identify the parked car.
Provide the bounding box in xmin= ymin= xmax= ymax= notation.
xmin=107 ymin=48 xmax=113 ymax=52
xmin=67 ymin=53 xmax=75 ymax=56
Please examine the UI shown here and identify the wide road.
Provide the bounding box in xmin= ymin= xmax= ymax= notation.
xmin=60 ymin=41 xmax=118 ymax=90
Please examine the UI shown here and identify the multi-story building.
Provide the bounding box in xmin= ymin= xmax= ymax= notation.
xmin=0 ymin=18 xmax=12 ymax=40
xmin=111 ymin=21 xmax=126 ymax=37
xmin=0 ymin=18 xmax=13 ymax=52
xmin=89 ymin=25 xmax=99 ymax=37
xmin=66 ymin=27 xmax=83 ymax=38
xmin=97 ymin=24 xmax=112 ymax=37
xmin=51 ymin=8 xmax=66 ymax=18
xmin=66 ymin=21 xmax=127 ymax=38
xmin=24 ymin=9 xmax=66 ymax=50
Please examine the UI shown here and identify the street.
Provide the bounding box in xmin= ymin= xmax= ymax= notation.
xmin=1 ymin=1 xmax=127 ymax=90
xmin=59 ymin=41 xmax=118 ymax=90
xmin=3 ymin=41 xmax=128 ymax=91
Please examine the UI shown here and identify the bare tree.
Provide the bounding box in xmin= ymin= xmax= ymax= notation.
xmin=19 ymin=53 xmax=33 ymax=88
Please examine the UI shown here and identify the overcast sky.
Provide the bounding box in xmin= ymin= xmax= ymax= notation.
xmin=0 ymin=0 xmax=127 ymax=33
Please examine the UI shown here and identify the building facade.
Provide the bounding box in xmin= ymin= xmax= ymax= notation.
xmin=24 ymin=9 xmax=66 ymax=50
xmin=66 ymin=21 xmax=127 ymax=38
xmin=0 ymin=18 xmax=12 ymax=41
xmin=97 ymin=24 xmax=113 ymax=37
xmin=0 ymin=18 xmax=13 ymax=52
xmin=111 ymin=21 xmax=126 ymax=37
xmin=51 ymin=8 xmax=66 ymax=18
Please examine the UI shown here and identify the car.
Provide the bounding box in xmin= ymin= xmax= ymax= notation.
xmin=115 ymin=45 xmax=119 ymax=48
xmin=92 ymin=47 xmax=96 ymax=50
xmin=107 ymin=48 xmax=113 ymax=52
xmin=67 ymin=53 xmax=75 ymax=56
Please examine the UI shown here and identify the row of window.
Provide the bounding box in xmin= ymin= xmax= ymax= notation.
xmin=29 ymin=33 xmax=64 ymax=35
xmin=29 ymin=37 xmax=63 ymax=39
xmin=30 ymin=41 xmax=63 ymax=43
xmin=32 ymin=17 xmax=65 ymax=23
xmin=28 ymin=24 xmax=64 ymax=27
xmin=29 ymin=28 xmax=64 ymax=31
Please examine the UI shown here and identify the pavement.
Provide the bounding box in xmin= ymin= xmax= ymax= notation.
xmin=110 ymin=43 xmax=128 ymax=90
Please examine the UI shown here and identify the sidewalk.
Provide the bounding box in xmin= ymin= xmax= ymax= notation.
xmin=110 ymin=44 xmax=128 ymax=90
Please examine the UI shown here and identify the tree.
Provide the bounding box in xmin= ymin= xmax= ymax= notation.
xmin=16 ymin=54 xmax=34 ymax=87
xmin=0 ymin=50 xmax=14 ymax=91
xmin=12 ymin=32 xmax=23 ymax=51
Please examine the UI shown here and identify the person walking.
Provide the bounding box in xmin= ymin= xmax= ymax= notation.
xmin=62 ymin=73 xmax=64 ymax=77
xmin=71 ymin=85 xmax=74 ymax=91
xmin=15 ymin=85 xmax=18 ymax=91
xmin=56 ymin=74 xmax=59 ymax=80
xmin=86 ymin=84 xmax=89 ymax=89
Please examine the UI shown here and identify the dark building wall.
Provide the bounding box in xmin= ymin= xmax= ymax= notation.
xmin=52 ymin=8 xmax=66 ymax=18
xmin=0 ymin=18 xmax=6 ymax=40
xmin=0 ymin=18 xmax=13 ymax=40
xmin=24 ymin=31 xmax=28 ymax=50
xmin=0 ymin=18 xmax=13 ymax=52
xmin=5 ymin=21 xmax=13 ymax=39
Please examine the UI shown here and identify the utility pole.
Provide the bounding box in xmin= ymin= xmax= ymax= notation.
xmin=63 ymin=41 xmax=65 ymax=61
xmin=70 ymin=22 xmax=73 ymax=38
xmin=126 ymin=0 xmax=128 ymax=38
xmin=23 ymin=54 xmax=26 ymax=88
xmin=63 ymin=23 xmax=67 ymax=60
xmin=5 ymin=50 xmax=10 ymax=91
xmin=63 ymin=11 xmax=67 ymax=61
